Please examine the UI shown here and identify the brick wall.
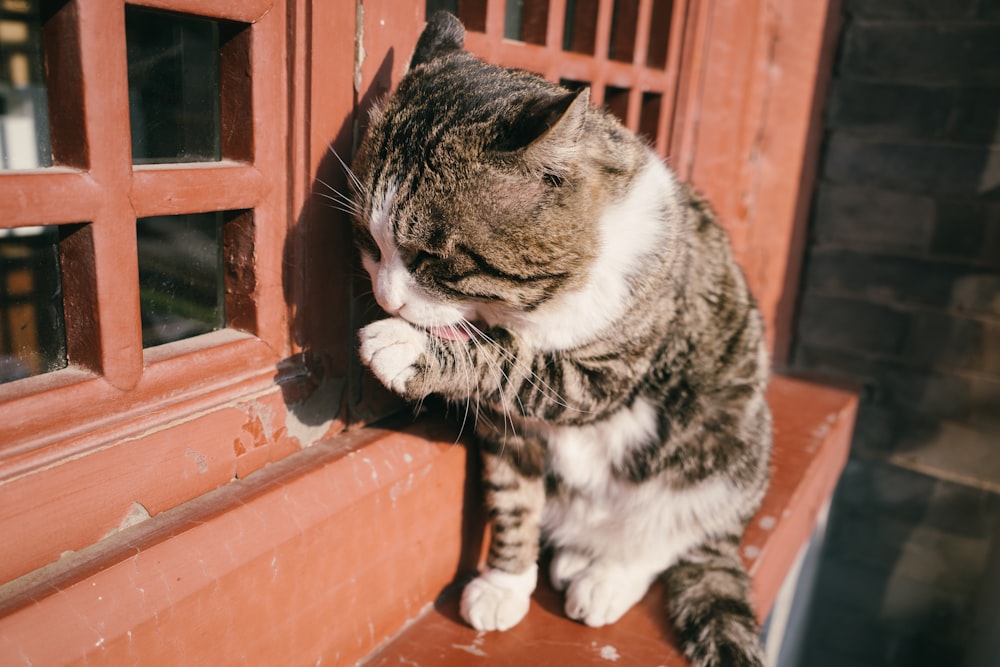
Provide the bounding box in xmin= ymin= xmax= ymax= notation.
xmin=791 ymin=0 xmax=1000 ymax=665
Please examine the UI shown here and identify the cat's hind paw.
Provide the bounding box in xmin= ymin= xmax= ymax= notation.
xmin=358 ymin=318 xmax=427 ymax=397
xmin=565 ymin=564 xmax=653 ymax=627
xmin=460 ymin=565 xmax=537 ymax=632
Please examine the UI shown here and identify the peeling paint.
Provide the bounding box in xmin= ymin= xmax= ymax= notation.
xmin=353 ymin=2 xmax=366 ymax=94
xmin=185 ymin=447 xmax=209 ymax=473
xmin=451 ymin=632 xmax=488 ymax=657
xmin=284 ymin=377 xmax=344 ymax=448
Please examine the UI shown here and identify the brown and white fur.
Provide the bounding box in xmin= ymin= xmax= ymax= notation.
xmin=350 ymin=12 xmax=772 ymax=667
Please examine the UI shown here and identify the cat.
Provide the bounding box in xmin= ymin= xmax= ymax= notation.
xmin=351 ymin=11 xmax=772 ymax=667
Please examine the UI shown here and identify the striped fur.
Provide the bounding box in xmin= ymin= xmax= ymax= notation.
xmin=353 ymin=12 xmax=771 ymax=667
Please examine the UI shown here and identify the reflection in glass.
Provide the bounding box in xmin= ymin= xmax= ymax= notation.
xmin=0 ymin=0 xmax=51 ymax=169
xmin=0 ymin=226 xmax=66 ymax=383
xmin=138 ymin=213 xmax=224 ymax=347
xmin=126 ymin=7 xmax=221 ymax=164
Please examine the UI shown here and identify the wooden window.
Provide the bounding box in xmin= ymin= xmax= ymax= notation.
xmin=426 ymin=0 xmax=685 ymax=156
xmin=0 ymin=0 xmax=355 ymax=586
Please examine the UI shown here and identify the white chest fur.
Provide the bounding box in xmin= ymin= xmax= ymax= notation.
xmin=532 ymin=398 xmax=743 ymax=569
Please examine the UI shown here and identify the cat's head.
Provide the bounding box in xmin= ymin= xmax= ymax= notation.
xmin=350 ymin=11 xmax=610 ymax=341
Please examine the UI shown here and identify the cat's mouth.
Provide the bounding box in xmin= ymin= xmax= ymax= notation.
xmin=423 ymin=321 xmax=486 ymax=343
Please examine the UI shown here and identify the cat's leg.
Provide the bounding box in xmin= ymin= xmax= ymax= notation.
xmin=563 ymin=556 xmax=663 ymax=627
xmin=663 ymin=533 xmax=764 ymax=667
xmin=461 ymin=448 xmax=545 ymax=632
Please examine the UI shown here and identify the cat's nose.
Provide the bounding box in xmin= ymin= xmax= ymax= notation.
xmin=374 ymin=288 xmax=405 ymax=317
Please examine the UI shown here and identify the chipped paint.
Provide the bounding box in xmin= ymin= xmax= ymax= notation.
xmin=103 ymin=502 xmax=152 ymax=539
xmin=284 ymin=377 xmax=344 ymax=448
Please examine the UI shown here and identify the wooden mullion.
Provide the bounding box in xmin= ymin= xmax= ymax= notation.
xmin=0 ymin=170 xmax=101 ymax=227
xmin=75 ymin=0 xmax=143 ymax=390
xmin=124 ymin=0 xmax=272 ymax=23
xmin=131 ymin=163 xmax=264 ymax=217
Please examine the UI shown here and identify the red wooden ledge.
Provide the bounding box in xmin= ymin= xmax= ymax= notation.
xmin=0 ymin=375 xmax=854 ymax=667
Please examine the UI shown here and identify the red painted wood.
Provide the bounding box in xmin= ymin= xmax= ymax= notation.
xmin=0 ymin=421 xmax=471 ymax=667
xmin=0 ymin=377 xmax=854 ymax=667
xmin=678 ymin=0 xmax=838 ymax=364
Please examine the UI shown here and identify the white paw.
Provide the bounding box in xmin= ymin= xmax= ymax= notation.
xmin=358 ymin=318 xmax=426 ymax=396
xmin=549 ymin=550 xmax=591 ymax=592
xmin=565 ymin=564 xmax=653 ymax=627
xmin=460 ymin=565 xmax=537 ymax=632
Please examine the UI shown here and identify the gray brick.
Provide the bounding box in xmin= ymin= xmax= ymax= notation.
xmin=803 ymin=247 xmax=973 ymax=309
xmin=840 ymin=21 xmax=1000 ymax=84
xmin=832 ymin=457 xmax=1000 ymax=538
xmin=933 ymin=199 xmax=992 ymax=260
xmin=985 ymin=204 xmax=1000 ymax=266
xmin=844 ymin=0 xmax=979 ymax=19
xmin=824 ymin=133 xmax=1000 ymax=196
xmin=814 ymin=183 xmax=934 ymax=252
xmin=901 ymin=311 xmax=992 ymax=372
xmin=882 ymin=366 xmax=970 ymax=420
xmin=951 ymin=272 xmax=1000 ymax=316
xmin=797 ymin=294 xmax=908 ymax=355
xmin=970 ymin=376 xmax=1000 ymax=421
xmin=827 ymin=80 xmax=1000 ymax=144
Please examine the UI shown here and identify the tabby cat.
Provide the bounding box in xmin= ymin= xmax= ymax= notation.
xmin=351 ymin=11 xmax=771 ymax=667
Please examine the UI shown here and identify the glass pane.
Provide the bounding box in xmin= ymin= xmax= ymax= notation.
xmin=126 ymin=7 xmax=221 ymax=164
xmin=609 ymin=0 xmax=639 ymax=62
xmin=504 ymin=0 xmax=548 ymax=45
xmin=0 ymin=0 xmax=51 ymax=170
xmin=563 ymin=0 xmax=598 ymax=54
xmin=137 ymin=212 xmax=224 ymax=347
xmin=0 ymin=226 xmax=66 ymax=383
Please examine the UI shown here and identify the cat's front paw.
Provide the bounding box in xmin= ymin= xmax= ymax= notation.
xmin=565 ymin=563 xmax=653 ymax=627
xmin=549 ymin=549 xmax=592 ymax=592
xmin=460 ymin=565 xmax=537 ymax=632
xmin=358 ymin=318 xmax=427 ymax=398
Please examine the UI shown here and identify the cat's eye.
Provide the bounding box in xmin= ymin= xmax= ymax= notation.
xmin=406 ymin=249 xmax=435 ymax=271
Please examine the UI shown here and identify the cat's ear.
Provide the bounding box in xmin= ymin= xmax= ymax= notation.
xmin=410 ymin=11 xmax=465 ymax=69
xmin=515 ymin=87 xmax=590 ymax=176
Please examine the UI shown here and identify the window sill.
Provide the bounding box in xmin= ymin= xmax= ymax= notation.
xmin=0 ymin=375 xmax=856 ymax=666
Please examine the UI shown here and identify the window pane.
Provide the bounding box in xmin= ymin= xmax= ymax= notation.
xmin=0 ymin=226 xmax=66 ymax=383
xmin=138 ymin=213 xmax=224 ymax=347
xmin=126 ymin=7 xmax=221 ymax=165
xmin=0 ymin=0 xmax=51 ymax=170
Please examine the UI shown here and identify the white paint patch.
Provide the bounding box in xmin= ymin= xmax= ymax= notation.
xmin=759 ymin=515 xmax=777 ymax=530
xmin=744 ymin=545 xmax=761 ymax=560
xmin=599 ymin=645 xmax=621 ymax=662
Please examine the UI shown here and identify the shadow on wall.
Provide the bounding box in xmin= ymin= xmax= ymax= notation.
xmin=791 ymin=1 xmax=1000 ymax=666
xmin=278 ymin=50 xmax=405 ymax=435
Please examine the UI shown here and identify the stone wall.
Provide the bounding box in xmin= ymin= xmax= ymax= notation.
xmin=792 ymin=1 xmax=1000 ymax=665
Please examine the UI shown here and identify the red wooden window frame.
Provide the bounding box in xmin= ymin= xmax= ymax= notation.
xmin=0 ymin=0 xmax=832 ymax=592
xmin=0 ymin=0 xmax=360 ymax=586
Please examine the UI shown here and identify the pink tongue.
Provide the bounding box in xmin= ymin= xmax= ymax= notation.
xmin=426 ymin=325 xmax=472 ymax=342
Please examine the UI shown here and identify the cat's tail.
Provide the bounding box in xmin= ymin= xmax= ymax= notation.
xmin=662 ymin=534 xmax=764 ymax=667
